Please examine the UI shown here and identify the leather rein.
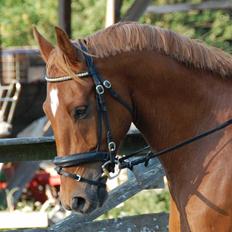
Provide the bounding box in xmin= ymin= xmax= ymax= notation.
xmin=46 ymin=42 xmax=232 ymax=188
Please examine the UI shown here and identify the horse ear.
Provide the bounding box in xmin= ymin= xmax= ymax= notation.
xmin=55 ymin=26 xmax=80 ymax=62
xmin=33 ymin=27 xmax=54 ymax=63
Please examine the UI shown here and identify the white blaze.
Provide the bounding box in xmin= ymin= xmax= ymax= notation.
xmin=50 ymin=88 xmax=59 ymax=117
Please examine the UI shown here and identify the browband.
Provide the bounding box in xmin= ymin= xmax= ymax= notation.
xmin=45 ymin=71 xmax=90 ymax=82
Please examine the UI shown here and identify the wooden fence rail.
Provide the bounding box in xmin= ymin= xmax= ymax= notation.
xmin=10 ymin=213 xmax=168 ymax=232
xmin=0 ymin=137 xmax=55 ymax=162
xmin=0 ymin=127 xmax=146 ymax=162
xmin=0 ymin=129 xmax=167 ymax=231
xmin=146 ymin=0 xmax=232 ymax=14
xmin=50 ymin=159 xmax=164 ymax=231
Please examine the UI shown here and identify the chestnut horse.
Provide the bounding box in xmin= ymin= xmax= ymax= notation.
xmin=34 ymin=22 xmax=232 ymax=231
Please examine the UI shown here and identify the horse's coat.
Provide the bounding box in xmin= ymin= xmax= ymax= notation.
xmin=34 ymin=22 xmax=232 ymax=231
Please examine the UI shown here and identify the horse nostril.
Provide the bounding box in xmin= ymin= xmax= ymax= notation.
xmin=72 ymin=196 xmax=86 ymax=212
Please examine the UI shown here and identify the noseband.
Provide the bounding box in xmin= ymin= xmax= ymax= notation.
xmin=47 ymin=42 xmax=232 ymax=188
xmin=47 ymin=42 xmax=133 ymax=187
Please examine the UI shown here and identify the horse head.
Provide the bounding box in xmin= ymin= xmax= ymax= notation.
xmin=33 ymin=27 xmax=133 ymax=214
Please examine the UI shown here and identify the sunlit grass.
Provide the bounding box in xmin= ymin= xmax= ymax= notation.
xmin=99 ymin=188 xmax=170 ymax=220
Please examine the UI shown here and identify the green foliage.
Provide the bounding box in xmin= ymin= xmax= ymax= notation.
xmin=142 ymin=1 xmax=232 ymax=53
xmin=0 ymin=190 xmax=7 ymax=210
xmin=0 ymin=0 xmax=58 ymax=47
xmin=71 ymin=0 xmax=106 ymax=39
xmin=99 ymin=189 xmax=170 ymax=220
xmin=1 ymin=0 xmax=231 ymax=54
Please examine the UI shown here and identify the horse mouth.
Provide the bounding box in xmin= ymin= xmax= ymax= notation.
xmin=68 ymin=181 xmax=108 ymax=214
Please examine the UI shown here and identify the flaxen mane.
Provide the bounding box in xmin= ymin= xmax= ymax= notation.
xmin=82 ymin=22 xmax=232 ymax=78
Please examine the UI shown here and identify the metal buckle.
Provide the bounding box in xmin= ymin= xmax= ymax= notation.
xmin=55 ymin=166 xmax=62 ymax=175
xmin=108 ymin=141 xmax=116 ymax=152
xmin=74 ymin=174 xmax=82 ymax=182
xmin=101 ymin=160 xmax=121 ymax=179
xmin=103 ymin=80 xmax=111 ymax=89
xmin=96 ymin=85 xmax=104 ymax=95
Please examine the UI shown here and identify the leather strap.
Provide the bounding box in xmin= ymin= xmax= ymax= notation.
xmin=55 ymin=167 xmax=106 ymax=187
xmin=53 ymin=151 xmax=110 ymax=168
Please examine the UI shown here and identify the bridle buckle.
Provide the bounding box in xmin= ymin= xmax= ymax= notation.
xmin=103 ymin=80 xmax=112 ymax=89
xmin=96 ymin=85 xmax=104 ymax=95
xmin=108 ymin=141 xmax=116 ymax=152
xmin=101 ymin=160 xmax=121 ymax=179
xmin=74 ymin=174 xmax=82 ymax=181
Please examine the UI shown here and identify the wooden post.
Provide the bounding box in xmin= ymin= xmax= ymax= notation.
xmin=105 ymin=0 xmax=116 ymax=27
xmin=105 ymin=0 xmax=123 ymax=27
xmin=115 ymin=0 xmax=123 ymax=22
xmin=146 ymin=1 xmax=232 ymax=14
xmin=58 ymin=0 xmax=72 ymax=37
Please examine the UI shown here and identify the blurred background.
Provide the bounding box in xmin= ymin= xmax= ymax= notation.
xmin=0 ymin=0 xmax=231 ymax=230
xmin=1 ymin=0 xmax=231 ymax=51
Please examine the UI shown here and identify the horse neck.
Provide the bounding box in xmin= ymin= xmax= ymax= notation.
xmin=118 ymin=50 xmax=232 ymax=180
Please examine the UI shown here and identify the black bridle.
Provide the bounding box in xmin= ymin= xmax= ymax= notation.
xmin=47 ymin=42 xmax=232 ymax=187
xmin=50 ymin=42 xmax=133 ymax=187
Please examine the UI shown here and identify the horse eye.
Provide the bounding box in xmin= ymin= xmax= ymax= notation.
xmin=73 ymin=105 xmax=88 ymax=120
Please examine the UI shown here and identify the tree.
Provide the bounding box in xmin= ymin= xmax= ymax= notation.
xmin=0 ymin=0 xmax=231 ymax=53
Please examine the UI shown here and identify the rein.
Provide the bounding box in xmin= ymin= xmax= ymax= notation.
xmin=118 ymin=118 xmax=232 ymax=170
xmin=47 ymin=42 xmax=232 ymax=187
